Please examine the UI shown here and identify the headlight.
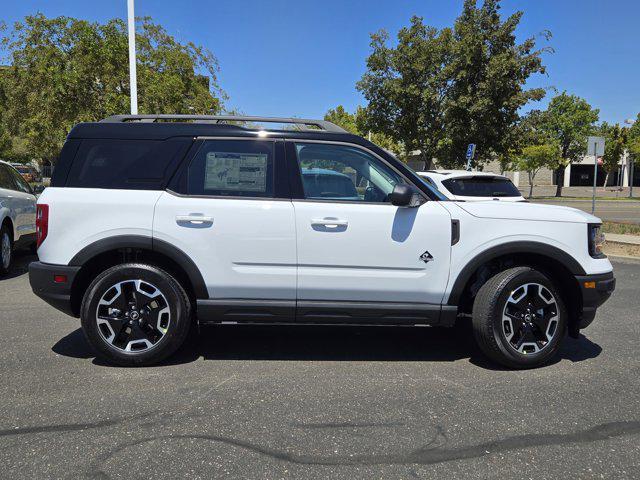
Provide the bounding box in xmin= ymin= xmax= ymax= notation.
xmin=588 ymin=224 xmax=606 ymax=258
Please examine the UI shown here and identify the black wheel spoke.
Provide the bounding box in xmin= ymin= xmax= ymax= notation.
xmin=121 ymin=281 xmax=137 ymax=307
xmin=95 ymin=279 xmax=170 ymax=353
xmin=502 ymin=282 xmax=559 ymax=354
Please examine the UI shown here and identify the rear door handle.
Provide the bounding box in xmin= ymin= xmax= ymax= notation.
xmin=310 ymin=217 xmax=348 ymax=228
xmin=176 ymin=214 xmax=214 ymax=227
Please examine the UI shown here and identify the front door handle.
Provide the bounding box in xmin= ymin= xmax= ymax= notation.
xmin=176 ymin=214 xmax=214 ymax=227
xmin=310 ymin=217 xmax=348 ymax=228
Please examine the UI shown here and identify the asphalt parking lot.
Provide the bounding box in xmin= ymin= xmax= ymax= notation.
xmin=2 ymin=253 xmax=640 ymax=479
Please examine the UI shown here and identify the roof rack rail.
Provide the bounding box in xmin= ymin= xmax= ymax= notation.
xmin=100 ymin=114 xmax=347 ymax=133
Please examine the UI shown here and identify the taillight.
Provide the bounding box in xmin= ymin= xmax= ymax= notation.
xmin=36 ymin=204 xmax=49 ymax=248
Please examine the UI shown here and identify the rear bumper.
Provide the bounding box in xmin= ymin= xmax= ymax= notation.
xmin=575 ymin=271 xmax=616 ymax=329
xmin=29 ymin=261 xmax=80 ymax=317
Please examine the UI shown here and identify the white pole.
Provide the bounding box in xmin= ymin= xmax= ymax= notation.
xmin=127 ymin=0 xmax=138 ymax=114
xmin=591 ymin=147 xmax=598 ymax=214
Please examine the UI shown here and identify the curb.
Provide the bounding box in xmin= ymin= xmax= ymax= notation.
xmin=603 ymin=234 xmax=640 ymax=259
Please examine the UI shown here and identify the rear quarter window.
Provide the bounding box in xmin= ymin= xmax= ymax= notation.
xmin=64 ymin=138 xmax=191 ymax=189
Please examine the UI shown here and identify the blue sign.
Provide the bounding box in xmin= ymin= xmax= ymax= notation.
xmin=466 ymin=143 xmax=476 ymax=160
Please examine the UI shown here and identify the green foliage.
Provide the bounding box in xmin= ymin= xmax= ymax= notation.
xmin=324 ymin=105 xmax=358 ymax=134
xmin=541 ymin=92 xmax=599 ymax=168
xmin=628 ymin=114 xmax=640 ymax=161
xmin=0 ymin=14 xmax=225 ymax=160
xmin=516 ymin=142 xmax=560 ymax=197
xmin=526 ymin=92 xmax=599 ymax=195
xmin=597 ymin=122 xmax=628 ymax=185
xmin=357 ymin=0 xmax=549 ymax=168
xmin=324 ymin=105 xmax=403 ymax=157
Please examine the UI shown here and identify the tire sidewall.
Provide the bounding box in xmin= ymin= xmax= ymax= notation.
xmin=81 ymin=264 xmax=190 ymax=366
xmin=0 ymin=225 xmax=12 ymax=274
xmin=490 ymin=269 xmax=567 ymax=367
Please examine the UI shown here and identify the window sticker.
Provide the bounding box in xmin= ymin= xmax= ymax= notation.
xmin=204 ymin=152 xmax=268 ymax=192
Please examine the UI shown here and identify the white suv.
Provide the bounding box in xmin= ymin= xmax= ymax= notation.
xmin=0 ymin=160 xmax=38 ymax=274
xmin=417 ymin=170 xmax=526 ymax=202
xmin=29 ymin=115 xmax=615 ymax=368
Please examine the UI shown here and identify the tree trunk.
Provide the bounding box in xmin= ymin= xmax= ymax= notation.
xmin=554 ymin=167 xmax=564 ymax=197
xmin=603 ymin=172 xmax=609 ymax=188
xmin=528 ymin=172 xmax=534 ymax=198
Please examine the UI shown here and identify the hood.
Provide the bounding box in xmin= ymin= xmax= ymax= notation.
xmin=454 ymin=200 xmax=601 ymax=224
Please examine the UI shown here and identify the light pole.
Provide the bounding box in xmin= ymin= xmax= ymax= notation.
xmin=625 ymin=118 xmax=636 ymax=197
xmin=127 ymin=0 xmax=138 ymax=115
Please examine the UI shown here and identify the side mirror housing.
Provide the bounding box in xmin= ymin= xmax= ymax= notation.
xmin=390 ymin=184 xmax=416 ymax=207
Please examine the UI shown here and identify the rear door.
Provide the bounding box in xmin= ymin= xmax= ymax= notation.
xmin=153 ymin=138 xmax=297 ymax=319
xmin=289 ymin=141 xmax=452 ymax=320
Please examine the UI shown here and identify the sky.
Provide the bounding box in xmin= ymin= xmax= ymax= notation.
xmin=1 ymin=0 xmax=638 ymax=124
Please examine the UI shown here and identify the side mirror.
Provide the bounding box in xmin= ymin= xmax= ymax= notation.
xmin=389 ymin=184 xmax=415 ymax=207
xmin=33 ymin=185 xmax=45 ymax=194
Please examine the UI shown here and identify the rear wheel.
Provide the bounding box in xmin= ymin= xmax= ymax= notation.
xmin=80 ymin=263 xmax=192 ymax=366
xmin=0 ymin=224 xmax=13 ymax=275
xmin=472 ymin=267 xmax=567 ymax=369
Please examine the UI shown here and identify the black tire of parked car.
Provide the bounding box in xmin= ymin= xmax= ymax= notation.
xmin=472 ymin=266 xmax=567 ymax=369
xmin=0 ymin=223 xmax=13 ymax=275
xmin=80 ymin=263 xmax=192 ymax=367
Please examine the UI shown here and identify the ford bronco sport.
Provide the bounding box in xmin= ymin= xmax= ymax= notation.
xmin=29 ymin=115 xmax=615 ymax=368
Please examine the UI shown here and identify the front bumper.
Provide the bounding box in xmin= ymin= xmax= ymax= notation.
xmin=575 ymin=271 xmax=616 ymax=329
xmin=29 ymin=261 xmax=81 ymax=317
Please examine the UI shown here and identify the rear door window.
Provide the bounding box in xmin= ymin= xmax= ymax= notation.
xmin=183 ymin=140 xmax=275 ymax=197
xmin=442 ymin=176 xmax=521 ymax=197
xmin=65 ymin=138 xmax=191 ymax=189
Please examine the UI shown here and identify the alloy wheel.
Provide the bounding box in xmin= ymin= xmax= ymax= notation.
xmin=501 ymin=282 xmax=559 ymax=354
xmin=95 ymin=279 xmax=171 ymax=353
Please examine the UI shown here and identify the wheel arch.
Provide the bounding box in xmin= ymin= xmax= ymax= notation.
xmin=68 ymin=235 xmax=207 ymax=316
xmin=1 ymin=211 xmax=14 ymax=240
xmin=448 ymin=241 xmax=584 ymax=334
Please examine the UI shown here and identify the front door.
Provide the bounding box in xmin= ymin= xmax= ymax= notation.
xmin=290 ymin=141 xmax=452 ymax=317
xmin=153 ymin=138 xmax=296 ymax=318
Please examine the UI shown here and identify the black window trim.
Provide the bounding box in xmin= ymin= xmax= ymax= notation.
xmin=285 ymin=139 xmax=428 ymax=206
xmin=167 ymin=136 xmax=289 ymax=200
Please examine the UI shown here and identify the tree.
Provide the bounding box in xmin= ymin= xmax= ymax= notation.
xmin=627 ymin=114 xmax=640 ymax=162
xmin=0 ymin=14 xmax=225 ymax=162
xmin=597 ymin=123 xmax=628 ymax=187
xmin=357 ymin=1 xmax=549 ymax=168
xmin=440 ymin=0 xmax=548 ymax=166
xmin=324 ymin=105 xmax=403 ymax=156
xmin=517 ymin=143 xmax=559 ymax=198
xmin=540 ymin=92 xmax=599 ymax=196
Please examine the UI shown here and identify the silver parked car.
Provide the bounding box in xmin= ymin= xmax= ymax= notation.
xmin=0 ymin=160 xmax=38 ymax=274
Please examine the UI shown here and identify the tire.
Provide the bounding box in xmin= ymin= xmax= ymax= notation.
xmin=472 ymin=267 xmax=567 ymax=369
xmin=80 ymin=263 xmax=192 ymax=367
xmin=0 ymin=224 xmax=13 ymax=275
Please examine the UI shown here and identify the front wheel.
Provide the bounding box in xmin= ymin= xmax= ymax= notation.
xmin=472 ymin=267 xmax=567 ymax=369
xmin=80 ymin=263 xmax=192 ymax=366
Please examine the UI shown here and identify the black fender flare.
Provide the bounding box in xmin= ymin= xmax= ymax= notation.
xmin=68 ymin=235 xmax=208 ymax=299
xmin=446 ymin=241 xmax=586 ymax=306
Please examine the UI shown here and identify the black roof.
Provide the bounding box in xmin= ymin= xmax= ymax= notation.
xmin=68 ymin=121 xmax=370 ymax=144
